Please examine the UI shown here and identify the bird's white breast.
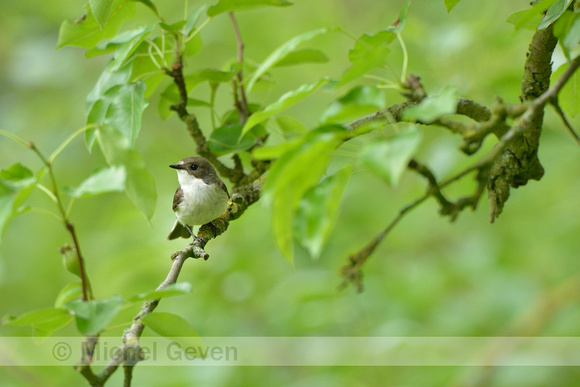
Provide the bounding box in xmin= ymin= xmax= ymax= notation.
xmin=175 ymin=171 xmax=228 ymax=226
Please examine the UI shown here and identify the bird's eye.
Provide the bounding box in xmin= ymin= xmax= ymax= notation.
xmin=190 ymin=164 xmax=198 ymax=170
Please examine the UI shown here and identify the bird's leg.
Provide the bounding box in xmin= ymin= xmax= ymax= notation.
xmin=186 ymin=225 xmax=206 ymax=248
xmin=208 ymin=221 xmax=219 ymax=238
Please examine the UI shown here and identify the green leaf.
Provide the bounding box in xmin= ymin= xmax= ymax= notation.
xmin=562 ymin=17 xmax=580 ymax=57
xmin=142 ymin=312 xmax=205 ymax=355
xmin=272 ymin=188 xmax=294 ymax=263
xmin=360 ymin=125 xmax=422 ymax=186
xmin=90 ymin=0 xmax=114 ymax=29
xmin=107 ymin=24 xmax=156 ymax=71
xmin=266 ymin=131 xmax=343 ymax=261
xmin=263 ymin=125 xmax=345 ymax=189
xmin=61 ymin=244 xmax=81 ymax=277
xmin=444 ymin=0 xmax=462 ymax=13
xmin=89 ymin=82 xmax=148 ymax=149
xmin=96 ymin=126 xmax=157 ymax=219
xmin=130 ymin=282 xmax=193 ymax=302
xmin=86 ymin=63 xmax=133 ymax=150
xmin=295 ymin=167 xmax=350 ymax=259
xmin=3 ymin=308 xmax=69 ymax=326
xmin=209 ymin=124 xmax=259 ymax=155
xmin=338 ymin=30 xmax=395 ymax=86
xmin=185 ymin=32 xmax=203 ymax=57
xmin=85 ymin=27 xmax=146 ymax=58
xmin=65 ymin=295 xmax=124 ymax=335
xmin=276 ymin=116 xmax=307 ymax=138
xmin=125 ymin=165 xmax=157 ymax=220
xmin=57 ymin=0 xmax=136 ymax=49
xmin=130 ymin=37 xmax=170 ymax=97
xmin=54 ymin=282 xmax=84 ymax=308
xmin=507 ymin=0 xmax=557 ymax=31
xmin=388 ymin=1 xmax=410 ymax=33
xmin=0 ymin=164 xmax=44 ymax=241
xmin=552 ymin=62 xmax=580 ymax=116
xmin=321 ymin=85 xmax=386 ymax=123
xmin=252 ymin=139 xmax=301 ymax=160
xmin=402 ymin=86 xmax=458 ymax=123
xmin=103 ymin=82 xmax=149 ymax=147
xmin=157 ymin=85 xmax=180 ymax=119
xmin=273 ymin=48 xmax=328 ymax=67
xmin=87 ymin=62 xmax=133 ymax=106
xmin=131 ymin=0 xmax=160 ymax=17
xmin=196 ymin=68 xmax=236 ymax=83
xmin=3 ymin=307 xmax=73 ymax=339
xmin=554 ymin=11 xmax=580 ymax=60
xmin=65 ymin=165 xmax=126 ymax=198
xmin=185 ymin=6 xmax=208 ymax=36
xmin=0 ymin=163 xmax=35 ymax=188
xmin=539 ymin=0 xmax=573 ymax=30
xmin=242 ymin=79 xmax=328 ymax=136
xmin=207 ymin=0 xmax=292 ymax=17
xmin=247 ymin=28 xmax=329 ymax=92
xmin=160 ymin=20 xmax=187 ymax=32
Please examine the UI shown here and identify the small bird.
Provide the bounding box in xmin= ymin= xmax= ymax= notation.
xmin=167 ymin=157 xmax=229 ymax=245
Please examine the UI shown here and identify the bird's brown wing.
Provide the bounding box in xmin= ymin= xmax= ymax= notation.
xmin=218 ymin=179 xmax=230 ymax=198
xmin=172 ymin=186 xmax=183 ymax=212
xmin=168 ymin=186 xmax=191 ymax=239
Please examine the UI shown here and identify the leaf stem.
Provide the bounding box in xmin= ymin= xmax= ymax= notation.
xmin=0 ymin=129 xmax=31 ymax=149
xmin=49 ymin=124 xmax=97 ymax=164
xmin=396 ymin=32 xmax=408 ymax=83
xmin=185 ymin=17 xmax=211 ymax=43
xmin=146 ymin=40 xmax=163 ymax=70
xmin=36 ymin=183 xmax=58 ymax=203
xmin=28 ymin=207 xmax=63 ymax=222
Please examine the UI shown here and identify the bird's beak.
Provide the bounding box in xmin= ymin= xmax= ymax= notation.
xmin=169 ymin=164 xmax=183 ymax=170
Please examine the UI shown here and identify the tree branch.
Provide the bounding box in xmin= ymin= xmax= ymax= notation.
xmin=340 ymin=152 xmax=495 ymax=292
xmin=487 ymin=24 xmax=559 ymax=220
xmin=339 ymin=51 xmax=580 ymax=288
xmin=166 ymin=55 xmax=246 ymax=184
xmin=75 ymin=175 xmax=265 ymax=384
xmin=488 ymin=53 xmax=580 ymax=221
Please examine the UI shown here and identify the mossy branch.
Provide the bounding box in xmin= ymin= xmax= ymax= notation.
xmin=340 ymin=44 xmax=580 ymax=291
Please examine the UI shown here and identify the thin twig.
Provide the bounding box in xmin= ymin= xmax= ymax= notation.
xmin=339 ymin=193 xmax=430 ymax=292
xmin=30 ymin=142 xmax=90 ymax=302
xmin=408 ymin=159 xmax=454 ymax=209
xmin=228 ymin=12 xmax=250 ymax=123
xmin=339 ymin=144 xmax=498 ymax=292
xmin=551 ymin=101 xmax=580 ymax=145
xmin=340 ymin=53 xmax=580 ymax=289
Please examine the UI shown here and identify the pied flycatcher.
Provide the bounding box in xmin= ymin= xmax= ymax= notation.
xmin=167 ymin=157 xmax=229 ymax=245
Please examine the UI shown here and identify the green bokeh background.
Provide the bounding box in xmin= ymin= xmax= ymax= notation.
xmin=1 ymin=0 xmax=580 ymax=385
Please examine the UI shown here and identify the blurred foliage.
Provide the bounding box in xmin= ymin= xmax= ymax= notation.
xmin=1 ymin=0 xmax=580 ymax=386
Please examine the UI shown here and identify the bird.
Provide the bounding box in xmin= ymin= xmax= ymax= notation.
xmin=167 ymin=157 xmax=229 ymax=245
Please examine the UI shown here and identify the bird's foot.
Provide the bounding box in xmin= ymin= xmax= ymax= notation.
xmin=191 ymin=235 xmax=207 ymax=248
